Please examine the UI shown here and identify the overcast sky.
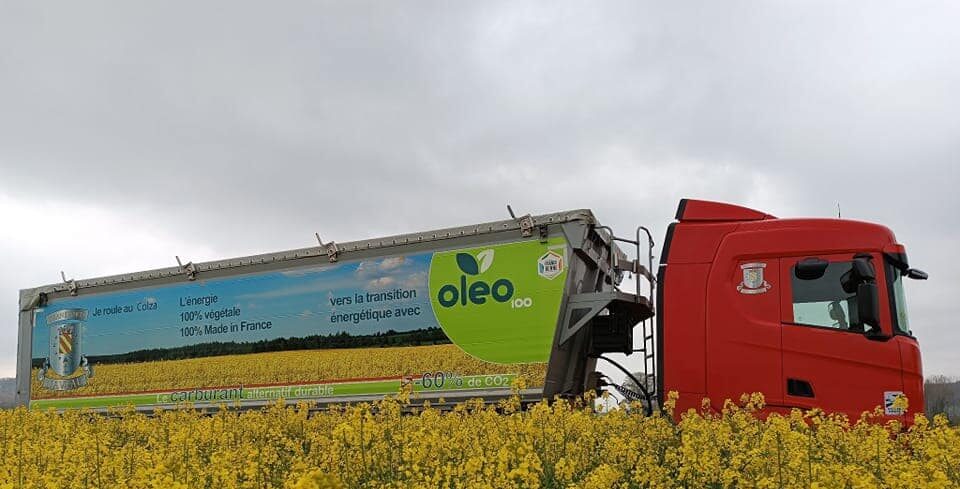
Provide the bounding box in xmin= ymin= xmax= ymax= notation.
xmin=1 ymin=1 xmax=957 ymax=383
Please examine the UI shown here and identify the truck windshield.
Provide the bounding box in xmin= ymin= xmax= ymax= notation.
xmin=888 ymin=264 xmax=912 ymax=335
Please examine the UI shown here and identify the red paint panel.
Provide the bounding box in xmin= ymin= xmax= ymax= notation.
xmin=898 ymin=337 xmax=924 ymax=415
xmin=672 ymin=391 xmax=709 ymax=416
xmin=661 ymin=263 xmax=710 ymax=397
xmin=704 ymin=253 xmax=783 ymax=406
xmin=725 ymin=222 xmax=898 ymax=259
xmin=678 ymin=199 xmax=774 ymax=222
xmin=781 ymin=326 xmax=902 ymax=417
xmin=666 ymin=223 xmax=740 ymax=264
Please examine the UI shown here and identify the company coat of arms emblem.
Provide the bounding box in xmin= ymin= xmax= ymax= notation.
xmin=37 ymin=308 xmax=93 ymax=391
xmin=737 ymin=262 xmax=771 ymax=295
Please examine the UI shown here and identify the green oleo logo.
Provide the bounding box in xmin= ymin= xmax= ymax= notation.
xmin=429 ymin=238 xmax=568 ymax=364
xmin=435 ymin=249 xmax=514 ymax=307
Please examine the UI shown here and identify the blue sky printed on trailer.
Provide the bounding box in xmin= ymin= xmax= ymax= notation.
xmin=32 ymin=253 xmax=436 ymax=359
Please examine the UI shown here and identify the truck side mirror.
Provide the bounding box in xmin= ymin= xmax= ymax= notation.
xmin=857 ymin=282 xmax=881 ymax=331
xmin=842 ymin=255 xmax=877 ymax=293
xmin=795 ymin=258 xmax=828 ymax=280
xmin=906 ymin=268 xmax=928 ymax=280
xmin=852 ymin=256 xmax=876 ymax=281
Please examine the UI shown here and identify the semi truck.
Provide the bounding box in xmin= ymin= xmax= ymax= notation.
xmin=15 ymin=199 xmax=927 ymax=420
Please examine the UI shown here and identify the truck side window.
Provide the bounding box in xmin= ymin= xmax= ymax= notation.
xmin=791 ymin=261 xmax=866 ymax=331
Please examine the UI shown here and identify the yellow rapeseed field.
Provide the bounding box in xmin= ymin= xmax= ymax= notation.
xmin=31 ymin=344 xmax=548 ymax=399
xmin=1 ymin=391 xmax=957 ymax=488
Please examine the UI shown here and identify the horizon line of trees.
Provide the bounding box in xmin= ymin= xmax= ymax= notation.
xmin=31 ymin=327 xmax=451 ymax=367
xmin=925 ymin=375 xmax=959 ymax=425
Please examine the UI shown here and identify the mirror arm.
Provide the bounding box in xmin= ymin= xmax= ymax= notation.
xmin=906 ymin=268 xmax=929 ymax=280
xmin=865 ymin=329 xmax=892 ymax=341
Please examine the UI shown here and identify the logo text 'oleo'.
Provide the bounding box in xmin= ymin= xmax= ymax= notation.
xmin=436 ymin=250 xmax=514 ymax=307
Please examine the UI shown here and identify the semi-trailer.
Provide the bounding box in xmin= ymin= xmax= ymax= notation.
xmin=15 ymin=199 xmax=927 ymax=420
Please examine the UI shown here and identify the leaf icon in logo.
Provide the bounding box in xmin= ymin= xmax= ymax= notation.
xmin=476 ymin=249 xmax=494 ymax=273
xmin=456 ymin=253 xmax=479 ymax=275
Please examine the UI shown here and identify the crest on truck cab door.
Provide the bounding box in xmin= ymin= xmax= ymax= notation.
xmin=737 ymin=262 xmax=771 ymax=295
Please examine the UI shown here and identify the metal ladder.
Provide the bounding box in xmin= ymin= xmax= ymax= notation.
xmin=594 ymin=225 xmax=658 ymax=410
xmin=636 ymin=317 xmax=657 ymax=409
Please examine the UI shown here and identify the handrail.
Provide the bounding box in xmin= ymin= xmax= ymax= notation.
xmin=594 ymin=225 xmax=656 ymax=305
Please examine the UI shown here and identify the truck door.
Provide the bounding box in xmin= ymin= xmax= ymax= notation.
xmin=779 ymin=253 xmax=903 ymax=417
xmin=705 ymin=258 xmax=783 ymax=408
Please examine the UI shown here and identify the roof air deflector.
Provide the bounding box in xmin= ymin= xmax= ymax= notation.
xmin=674 ymin=199 xmax=774 ymax=222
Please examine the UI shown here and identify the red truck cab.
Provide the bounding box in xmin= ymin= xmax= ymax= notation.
xmin=657 ymin=199 xmax=925 ymax=421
